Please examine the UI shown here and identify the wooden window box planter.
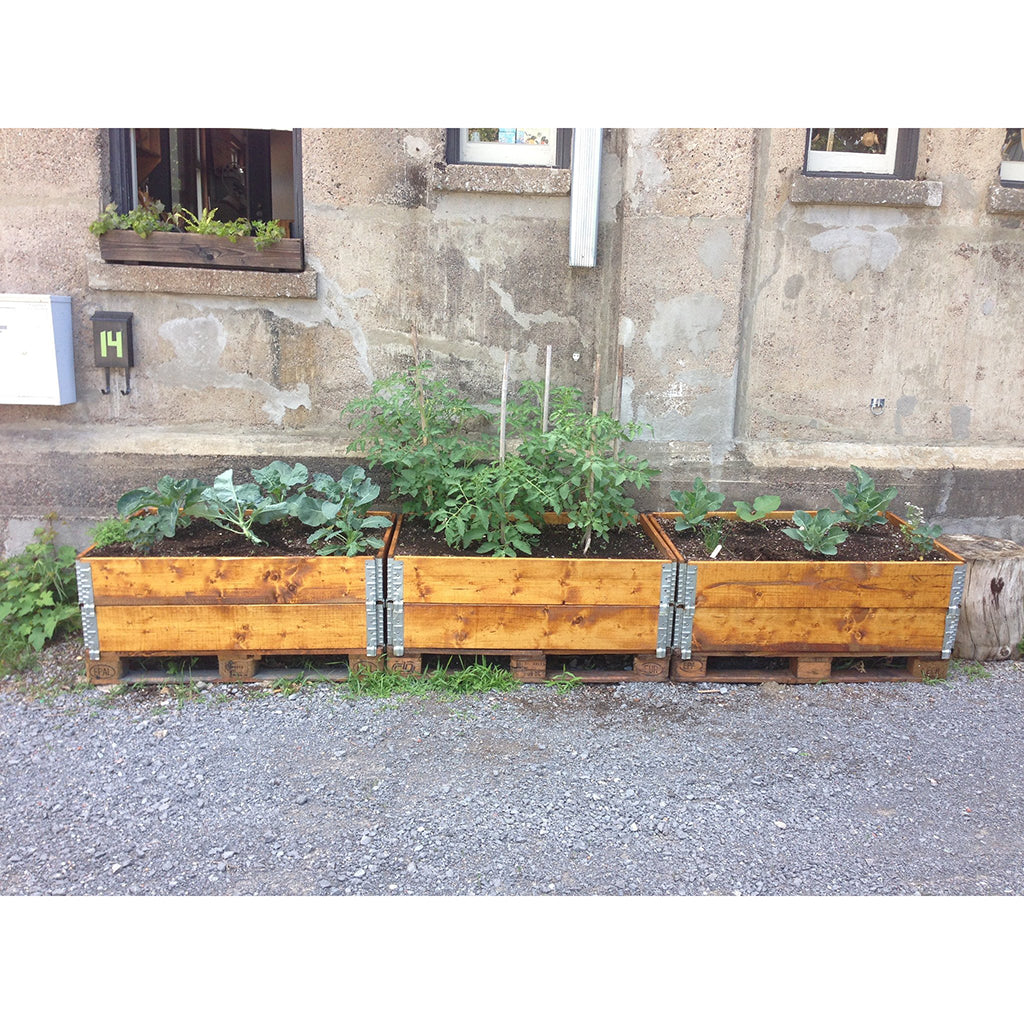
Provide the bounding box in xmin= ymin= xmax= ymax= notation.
xmin=647 ymin=512 xmax=966 ymax=682
xmin=97 ymin=230 xmax=304 ymax=272
xmin=383 ymin=513 xmax=682 ymax=678
xmin=75 ymin=517 xmax=394 ymax=684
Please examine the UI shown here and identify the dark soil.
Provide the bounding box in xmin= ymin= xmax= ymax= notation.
xmin=393 ymin=516 xmax=665 ymax=560
xmin=88 ymin=518 xmax=364 ymax=558
xmin=655 ymin=516 xmax=954 ymax=563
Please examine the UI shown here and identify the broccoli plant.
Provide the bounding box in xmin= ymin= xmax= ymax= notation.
xmin=781 ymin=510 xmax=849 ymax=556
xmin=669 ymin=477 xmax=726 ymax=533
xmin=833 ymin=466 xmax=898 ymax=531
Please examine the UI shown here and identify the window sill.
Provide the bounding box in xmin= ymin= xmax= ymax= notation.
xmin=87 ymin=260 xmax=318 ymax=299
xmin=436 ymin=163 xmax=571 ymax=196
xmin=790 ymin=175 xmax=943 ymax=209
xmin=988 ymin=184 xmax=1024 ymax=214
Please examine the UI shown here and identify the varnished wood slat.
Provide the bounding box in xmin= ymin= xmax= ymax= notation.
xmin=399 ymin=556 xmax=666 ymax=607
xmin=86 ymin=555 xmax=369 ymax=605
xmin=402 ymin=603 xmax=661 ymax=653
xmin=94 ymin=604 xmax=367 ymax=653
xmin=691 ymin=606 xmax=949 ymax=654
xmin=98 ymin=230 xmax=304 ymax=271
xmin=691 ymin=560 xmax=958 ymax=609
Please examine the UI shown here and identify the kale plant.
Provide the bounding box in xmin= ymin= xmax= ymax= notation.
xmin=669 ymin=477 xmax=726 ymax=532
xmin=781 ymin=510 xmax=850 ymax=556
xmin=833 ymin=465 xmax=898 ymax=531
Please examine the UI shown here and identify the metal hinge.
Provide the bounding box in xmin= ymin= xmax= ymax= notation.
xmin=656 ymin=563 xmax=678 ymax=659
xmin=942 ymin=563 xmax=967 ymax=659
xmin=387 ymin=559 xmax=405 ymax=656
xmin=673 ymin=564 xmax=698 ymax=659
xmin=75 ymin=561 xmax=100 ymax=660
xmin=364 ymin=559 xmax=385 ymax=657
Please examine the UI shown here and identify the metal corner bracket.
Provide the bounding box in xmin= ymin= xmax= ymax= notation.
xmin=75 ymin=561 xmax=100 ymax=660
xmin=387 ymin=559 xmax=405 ymax=657
xmin=942 ymin=563 xmax=967 ymax=659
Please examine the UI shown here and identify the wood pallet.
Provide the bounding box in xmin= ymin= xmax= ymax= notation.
xmin=387 ymin=649 xmax=672 ymax=684
xmin=670 ymin=652 xmax=949 ymax=685
xmin=85 ymin=650 xmax=385 ymax=686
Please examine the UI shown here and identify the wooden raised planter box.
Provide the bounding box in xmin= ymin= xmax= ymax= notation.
xmin=649 ymin=511 xmax=966 ymax=683
xmin=383 ymin=513 xmax=680 ymax=681
xmin=98 ymin=229 xmax=304 ymax=272
xmin=75 ymin=520 xmax=394 ymax=684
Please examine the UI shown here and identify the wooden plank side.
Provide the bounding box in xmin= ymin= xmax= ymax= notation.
xmin=99 ymin=231 xmax=304 ymax=271
xmin=691 ymin=606 xmax=950 ymax=654
xmin=691 ymin=560 xmax=958 ymax=609
xmin=94 ymin=604 xmax=367 ymax=653
xmin=87 ymin=556 xmax=369 ymax=605
xmin=399 ymin=555 xmax=666 ymax=607
xmin=402 ymin=603 xmax=661 ymax=653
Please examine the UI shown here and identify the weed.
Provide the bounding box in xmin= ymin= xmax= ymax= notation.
xmin=956 ymin=660 xmax=992 ymax=680
xmin=0 ymin=518 xmax=80 ymax=673
xmin=546 ymin=671 xmax=582 ymax=694
xmin=900 ymin=504 xmax=943 ymax=557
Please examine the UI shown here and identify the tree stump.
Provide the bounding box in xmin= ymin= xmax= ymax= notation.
xmin=943 ymin=535 xmax=1024 ymax=661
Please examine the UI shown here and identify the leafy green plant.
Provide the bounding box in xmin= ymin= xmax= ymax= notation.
xmin=116 ymin=476 xmax=208 ymax=552
xmin=89 ymin=198 xmax=174 ymax=239
xmin=198 ymin=469 xmax=290 ymax=546
xmin=701 ymin=517 xmax=725 ymax=554
xmin=514 ymin=382 xmax=658 ymax=554
xmin=89 ymin=517 xmax=129 ymax=548
xmin=900 ymin=503 xmax=943 ymax=557
xmin=833 ymin=466 xmax=898 ymax=531
xmin=0 ymin=520 xmax=80 ymax=672
xmin=289 ymin=466 xmax=392 ymax=556
xmin=669 ymin=477 xmax=725 ymax=532
xmin=781 ymin=509 xmax=850 ymax=556
xmin=252 ymin=220 xmax=286 ymax=251
xmin=733 ymin=494 xmax=781 ymax=525
xmin=344 ymin=363 xmax=491 ymax=517
xmin=251 ymin=460 xmax=310 ymax=502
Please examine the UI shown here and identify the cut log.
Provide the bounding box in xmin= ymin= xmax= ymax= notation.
xmin=943 ymin=535 xmax=1024 ymax=661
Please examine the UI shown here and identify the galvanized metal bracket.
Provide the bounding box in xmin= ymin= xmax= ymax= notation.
xmin=656 ymin=563 xmax=678 ymax=659
xmin=942 ymin=563 xmax=967 ymax=659
xmin=674 ymin=564 xmax=698 ymax=659
xmin=364 ymin=559 xmax=385 ymax=657
xmin=75 ymin=561 xmax=100 ymax=660
xmin=387 ymin=559 xmax=405 ymax=657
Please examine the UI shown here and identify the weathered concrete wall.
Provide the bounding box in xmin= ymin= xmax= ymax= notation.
xmin=1 ymin=127 xmax=1023 ymax=553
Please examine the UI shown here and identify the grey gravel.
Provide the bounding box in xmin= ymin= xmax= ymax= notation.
xmin=2 ymin=652 xmax=1023 ymax=896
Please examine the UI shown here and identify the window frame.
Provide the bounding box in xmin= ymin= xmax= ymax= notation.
xmin=802 ymin=128 xmax=920 ymax=181
xmin=104 ymin=128 xmax=304 ymax=272
xmin=445 ymin=128 xmax=572 ymax=168
xmin=999 ymin=128 xmax=1024 ymax=187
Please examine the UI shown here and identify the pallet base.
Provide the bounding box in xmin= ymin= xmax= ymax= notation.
xmin=670 ymin=653 xmax=949 ymax=685
xmin=85 ymin=651 xmax=385 ymax=686
xmin=387 ymin=650 xmax=671 ymax=684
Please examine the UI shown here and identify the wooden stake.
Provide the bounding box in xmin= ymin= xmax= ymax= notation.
xmin=499 ymin=351 xmax=510 ymax=462
xmin=410 ymin=324 xmax=428 ymax=441
xmin=583 ymin=353 xmax=602 ymax=555
xmin=542 ymin=344 xmax=552 ymax=433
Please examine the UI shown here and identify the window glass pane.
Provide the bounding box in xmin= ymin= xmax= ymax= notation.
xmin=1002 ymin=129 xmax=1023 ymax=162
xmin=809 ymin=129 xmax=889 ymax=153
xmin=467 ymin=128 xmax=552 ymax=147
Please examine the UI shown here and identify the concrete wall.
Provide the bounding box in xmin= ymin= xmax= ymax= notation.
xmin=1 ymin=127 xmax=1022 ymax=554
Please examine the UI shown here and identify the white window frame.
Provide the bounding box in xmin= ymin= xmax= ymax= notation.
xmin=805 ymin=127 xmax=901 ymax=176
xmin=458 ymin=128 xmax=558 ymax=167
xmin=1000 ymin=129 xmax=1024 ymax=185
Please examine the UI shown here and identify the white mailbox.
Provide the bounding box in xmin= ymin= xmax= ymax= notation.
xmin=0 ymin=294 xmax=76 ymax=405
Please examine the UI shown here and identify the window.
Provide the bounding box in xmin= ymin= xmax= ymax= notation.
xmin=108 ymin=128 xmax=302 ymax=236
xmin=803 ymin=128 xmax=919 ymax=179
xmin=1000 ymin=129 xmax=1024 ymax=186
xmin=446 ymin=128 xmax=572 ymax=167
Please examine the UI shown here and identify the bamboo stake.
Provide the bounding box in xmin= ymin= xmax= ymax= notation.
xmin=582 ymin=352 xmax=602 ymax=555
xmin=542 ymin=344 xmax=552 ymax=433
xmin=410 ymin=324 xmax=428 ymax=442
xmin=499 ymin=351 xmax=510 ymax=462
xmin=612 ymin=343 xmax=624 ymax=457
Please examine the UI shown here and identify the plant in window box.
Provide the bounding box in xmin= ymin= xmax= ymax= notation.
xmin=649 ymin=467 xmax=965 ymax=685
xmin=343 ymin=359 xmax=679 ymax=678
xmin=75 ymin=463 xmax=394 ymax=685
xmin=89 ymin=201 xmax=302 ymax=271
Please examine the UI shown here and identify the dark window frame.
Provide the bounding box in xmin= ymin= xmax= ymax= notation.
xmin=802 ymin=128 xmax=920 ymax=181
xmin=445 ymin=128 xmax=572 ymax=168
xmin=107 ymin=128 xmax=304 ymax=237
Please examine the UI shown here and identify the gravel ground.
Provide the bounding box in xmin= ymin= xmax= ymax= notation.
xmin=2 ymin=644 xmax=1023 ymax=897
